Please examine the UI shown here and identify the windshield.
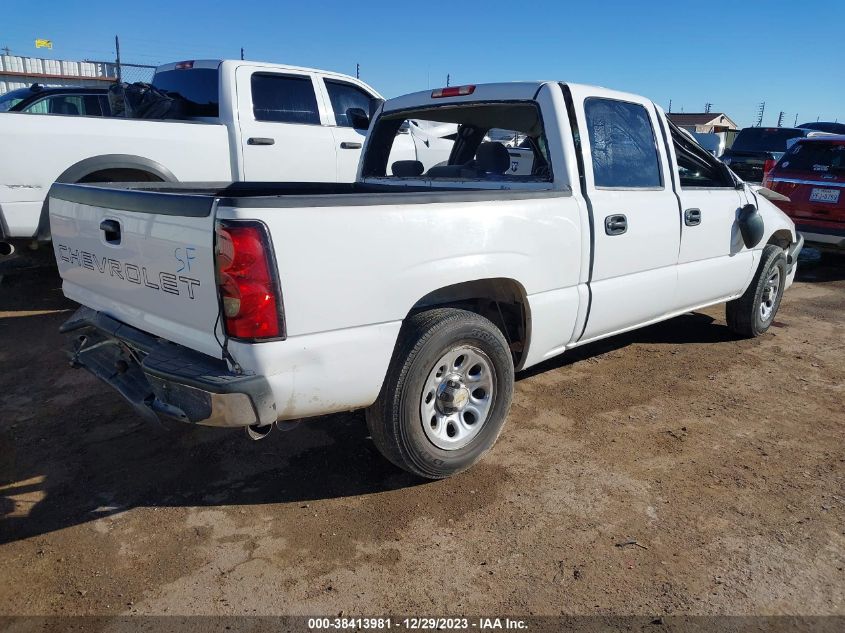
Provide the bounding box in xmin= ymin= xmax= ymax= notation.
xmin=778 ymin=141 xmax=845 ymax=174
xmin=732 ymin=128 xmax=804 ymax=152
xmin=0 ymin=88 xmax=31 ymax=112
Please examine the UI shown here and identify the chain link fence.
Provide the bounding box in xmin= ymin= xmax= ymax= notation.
xmin=115 ymin=62 xmax=157 ymax=84
xmin=85 ymin=60 xmax=157 ymax=84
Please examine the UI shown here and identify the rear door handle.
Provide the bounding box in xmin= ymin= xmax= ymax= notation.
xmin=247 ymin=137 xmax=275 ymax=145
xmin=340 ymin=141 xmax=362 ymax=149
xmin=604 ymin=214 xmax=627 ymax=236
xmin=99 ymin=219 xmax=121 ymax=244
xmin=684 ymin=208 xmax=702 ymax=226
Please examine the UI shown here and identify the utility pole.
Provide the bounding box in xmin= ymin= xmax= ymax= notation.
xmin=240 ymin=47 xmax=244 ymax=60
xmin=704 ymin=102 xmax=712 ymax=113
xmin=356 ymin=63 xmax=360 ymax=79
xmin=446 ymin=73 xmax=450 ymax=87
xmin=756 ymin=102 xmax=765 ymax=127
xmin=1 ymin=45 xmax=11 ymax=56
xmin=668 ymin=99 xmax=672 ymax=113
xmin=794 ymin=113 xmax=798 ymax=127
xmin=776 ymin=111 xmax=785 ymax=128
xmin=114 ymin=35 xmax=121 ymax=82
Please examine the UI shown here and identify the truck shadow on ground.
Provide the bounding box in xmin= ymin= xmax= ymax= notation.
xmin=795 ymin=249 xmax=845 ymax=283
xmin=1 ymin=255 xmax=842 ymax=545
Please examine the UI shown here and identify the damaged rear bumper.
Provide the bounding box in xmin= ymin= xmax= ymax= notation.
xmin=61 ymin=306 xmax=277 ymax=428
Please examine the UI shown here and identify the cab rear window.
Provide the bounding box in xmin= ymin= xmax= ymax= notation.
xmin=152 ymin=68 xmax=219 ymax=117
xmin=732 ymin=128 xmax=803 ymax=152
xmin=778 ymin=141 xmax=845 ymax=173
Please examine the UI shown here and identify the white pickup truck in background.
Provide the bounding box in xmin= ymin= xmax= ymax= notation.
xmin=49 ymin=80 xmax=803 ymax=479
xmin=0 ymin=59 xmax=382 ymax=256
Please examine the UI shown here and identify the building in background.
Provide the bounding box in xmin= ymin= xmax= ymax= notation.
xmin=0 ymin=54 xmax=118 ymax=95
xmin=667 ymin=112 xmax=739 ymax=134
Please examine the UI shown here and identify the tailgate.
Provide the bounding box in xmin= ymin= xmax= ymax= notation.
xmin=49 ymin=183 xmax=223 ymax=358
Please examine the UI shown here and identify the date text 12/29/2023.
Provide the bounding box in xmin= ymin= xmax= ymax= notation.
xmin=308 ymin=617 xmax=528 ymax=630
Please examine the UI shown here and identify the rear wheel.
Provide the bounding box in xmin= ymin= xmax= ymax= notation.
xmin=726 ymin=244 xmax=787 ymax=337
xmin=366 ymin=308 xmax=514 ymax=479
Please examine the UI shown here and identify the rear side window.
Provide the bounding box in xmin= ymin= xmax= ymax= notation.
xmin=325 ymin=80 xmax=373 ymax=127
xmin=585 ymin=98 xmax=662 ymax=188
xmin=251 ymin=73 xmax=320 ymax=125
xmin=779 ymin=141 xmax=845 ymax=173
xmin=152 ymin=68 xmax=219 ymax=117
xmin=731 ymin=128 xmax=803 ymax=153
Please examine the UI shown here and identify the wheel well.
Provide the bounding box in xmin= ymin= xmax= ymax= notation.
xmin=768 ymin=229 xmax=793 ymax=250
xmin=76 ymin=168 xmax=164 ymax=183
xmin=409 ymin=278 xmax=529 ymax=367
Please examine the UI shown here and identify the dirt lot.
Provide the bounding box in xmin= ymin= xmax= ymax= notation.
xmin=1 ymin=255 xmax=843 ymax=620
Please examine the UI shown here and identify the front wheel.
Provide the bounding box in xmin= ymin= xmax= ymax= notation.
xmin=726 ymin=244 xmax=787 ymax=337
xmin=366 ymin=308 xmax=514 ymax=479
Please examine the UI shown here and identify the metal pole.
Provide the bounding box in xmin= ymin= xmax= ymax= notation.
xmin=115 ymin=35 xmax=122 ymax=82
xmin=446 ymin=73 xmax=450 ymax=87
xmin=240 ymin=47 xmax=244 ymax=60
xmin=356 ymin=63 xmax=360 ymax=79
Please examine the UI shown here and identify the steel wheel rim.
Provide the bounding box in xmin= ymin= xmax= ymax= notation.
xmin=420 ymin=345 xmax=495 ymax=451
xmin=760 ymin=267 xmax=780 ymax=322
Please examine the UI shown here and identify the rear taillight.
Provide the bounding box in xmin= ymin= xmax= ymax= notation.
xmin=763 ymin=158 xmax=777 ymax=181
xmin=215 ymin=221 xmax=284 ymax=340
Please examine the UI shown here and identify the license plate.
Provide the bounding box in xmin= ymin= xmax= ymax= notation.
xmin=809 ymin=188 xmax=840 ymax=204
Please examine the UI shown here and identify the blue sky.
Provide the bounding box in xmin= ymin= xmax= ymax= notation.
xmin=2 ymin=0 xmax=843 ymax=127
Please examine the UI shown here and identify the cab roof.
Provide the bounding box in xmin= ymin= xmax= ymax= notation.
xmin=154 ymin=59 xmax=380 ymax=95
xmin=381 ymin=81 xmax=650 ymax=113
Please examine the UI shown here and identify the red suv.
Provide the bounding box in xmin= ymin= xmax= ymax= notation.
xmin=763 ymin=136 xmax=845 ymax=250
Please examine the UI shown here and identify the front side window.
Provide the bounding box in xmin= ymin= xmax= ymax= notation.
xmin=671 ymin=126 xmax=732 ymax=188
xmin=251 ymin=73 xmax=319 ymax=125
xmin=585 ymin=98 xmax=662 ymax=188
xmin=0 ymin=88 xmax=28 ymax=112
xmin=325 ymin=80 xmax=373 ymax=127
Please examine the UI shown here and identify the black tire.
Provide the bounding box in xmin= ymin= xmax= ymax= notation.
xmin=366 ymin=308 xmax=514 ymax=479
xmin=726 ymin=244 xmax=787 ymax=337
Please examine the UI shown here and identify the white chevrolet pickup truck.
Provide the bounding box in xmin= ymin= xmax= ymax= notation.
xmin=49 ymin=81 xmax=803 ymax=479
xmin=0 ymin=59 xmax=381 ymax=257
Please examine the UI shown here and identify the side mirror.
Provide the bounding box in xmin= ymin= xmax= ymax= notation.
xmin=737 ymin=203 xmax=764 ymax=249
xmin=346 ymin=107 xmax=370 ymax=131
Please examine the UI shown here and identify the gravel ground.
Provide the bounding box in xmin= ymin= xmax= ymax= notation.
xmin=0 ymin=255 xmax=843 ymax=620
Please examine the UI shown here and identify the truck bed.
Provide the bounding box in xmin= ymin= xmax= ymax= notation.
xmin=49 ymin=180 xmax=565 ymax=214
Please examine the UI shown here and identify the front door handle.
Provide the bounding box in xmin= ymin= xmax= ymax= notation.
xmin=340 ymin=141 xmax=362 ymax=149
xmin=604 ymin=214 xmax=627 ymax=236
xmin=247 ymin=137 xmax=275 ymax=146
xmin=684 ymin=208 xmax=702 ymax=226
